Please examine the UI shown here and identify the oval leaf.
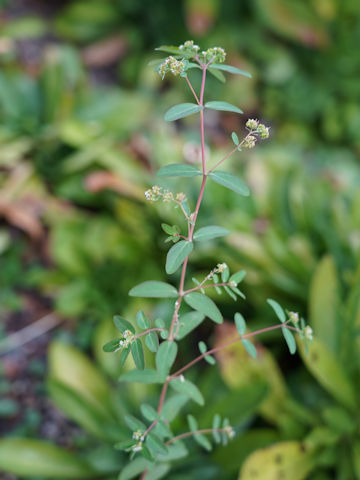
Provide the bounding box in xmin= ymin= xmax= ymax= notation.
xmin=0 ymin=438 xmax=96 ymax=479
xmin=170 ymin=378 xmax=204 ymax=406
xmin=164 ymin=103 xmax=202 ymax=122
xmin=119 ymin=368 xmax=163 ymax=384
xmin=157 ymin=163 xmax=201 ymax=177
xmin=205 ymin=101 xmax=243 ymax=114
xmin=156 ymin=341 xmax=178 ymax=378
xmin=166 ymin=240 xmax=193 ymax=274
xmin=193 ymin=225 xmax=230 ymax=242
xmin=145 ymin=332 xmax=159 ymax=352
xmin=129 ymin=281 xmax=178 ymax=298
xmin=282 ymin=327 xmax=297 ymax=354
xmin=211 ymin=63 xmax=252 ymax=78
xmin=241 ymin=339 xmax=257 ymax=358
xmin=184 ymin=292 xmax=223 ymax=324
xmin=209 ymin=171 xmax=250 ymax=196
xmin=235 ymin=312 xmax=246 ymax=335
xmin=113 ymin=315 xmax=135 ymax=334
xmin=267 ymin=298 xmax=286 ymax=323
xmin=131 ymin=339 xmax=145 ymax=370
xmin=176 ymin=311 xmax=205 ymax=340
xmin=208 ymin=67 xmax=226 ymax=83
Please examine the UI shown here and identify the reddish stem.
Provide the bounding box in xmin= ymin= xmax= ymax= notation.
xmin=184 ymin=282 xmax=233 ymax=295
xmin=165 ymin=427 xmax=228 ymax=446
xmin=133 ymin=328 xmax=163 ymax=340
xmin=186 ymin=76 xmax=200 ymax=105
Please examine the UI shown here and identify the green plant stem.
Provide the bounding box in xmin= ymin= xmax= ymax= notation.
xmin=184 ymin=282 xmax=233 ymax=295
xmin=165 ymin=427 xmax=228 ymax=446
xmin=133 ymin=328 xmax=164 ymax=340
xmin=170 ymin=324 xmax=300 ymax=379
xmin=185 ymin=76 xmax=200 ymax=105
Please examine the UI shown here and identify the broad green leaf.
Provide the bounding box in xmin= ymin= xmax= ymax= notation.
xmin=205 ymin=101 xmax=243 ymax=114
xmin=239 ymin=441 xmax=315 ymax=480
xmin=298 ymin=338 xmax=356 ymax=411
xmin=166 ymin=240 xmax=193 ymax=274
xmin=145 ymin=332 xmax=159 ymax=352
xmin=267 ymin=299 xmax=286 ymax=323
xmin=141 ymin=445 xmax=154 ymax=462
xmin=113 ymin=315 xmax=135 ymax=334
xmin=162 ymin=394 xmax=188 ymax=421
xmin=140 ymin=404 xmax=158 ymax=422
xmin=131 ymin=339 xmax=145 ymax=370
xmin=102 ymin=338 xmax=121 ymax=352
xmin=119 ymin=457 xmax=149 ymax=480
xmin=129 ymin=281 xmax=178 ymax=298
xmin=155 ymin=45 xmax=189 ymax=55
xmin=0 ymin=438 xmax=97 ymax=478
xmin=146 ymin=464 xmax=170 ymax=480
xmin=230 ymin=270 xmax=246 ymax=284
xmin=241 ymin=339 xmax=257 ymax=358
xmin=47 ymin=380 xmax=111 ymax=440
xmin=232 ymin=132 xmax=239 ymax=145
xmin=282 ymin=327 xmax=296 ymax=354
xmin=161 ymin=223 xmax=179 ymax=235
xmin=176 ymin=311 xmax=205 ymax=340
xmin=124 ymin=415 xmax=146 ymax=432
xmin=187 ymin=414 xmax=198 ymax=431
xmin=309 ymin=256 xmax=339 ymax=353
xmin=193 ymin=225 xmax=230 ymax=242
xmin=119 ymin=368 xmax=163 ymax=384
xmin=157 ymin=442 xmax=188 ymax=461
xmin=195 ymin=433 xmax=212 ymax=451
xmin=136 ymin=310 xmax=150 ymax=330
xmin=184 ymin=292 xmax=223 ymax=324
xmin=146 ymin=434 xmax=168 ymax=455
xmin=235 ymin=312 xmax=246 ymax=335
xmin=120 ymin=347 xmax=130 ymax=367
xmin=156 ymin=341 xmax=178 ymax=377
xmin=211 ymin=63 xmax=252 ymax=78
xmin=164 ymin=103 xmax=202 ymax=122
xmin=208 ymin=66 xmax=226 ymax=83
xmin=322 ymin=406 xmax=355 ymax=435
xmin=170 ymin=378 xmax=204 ymax=405
xmin=157 ymin=163 xmax=201 ymax=177
xmin=209 ymin=171 xmax=250 ymax=196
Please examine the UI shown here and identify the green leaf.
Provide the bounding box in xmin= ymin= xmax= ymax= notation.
xmin=282 ymin=327 xmax=296 ymax=354
xmin=157 ymin=163 xmax=201 ymax=177
xmin=230 ymin=270 xmax=246 ymax=284
xmin=198 ymin=341 xmax=207 ymax=354
xmin=164 ymin=103 xmax=203 ymax=122
xmin=119 ymin=458 xmax=149 ymax=480
xmin=193 ymin=225 xmax=230 ymax=242
xmin=184 ymin=292 xmax=223 ymax=324
xmin=162 ymin=394 xmax=188 ymax=421
xmin=120 ymin=347 xmax=130 ymax=367
xmin=309 ymin=255 xmax=339 ymax=353
xmin=129 ymin=281 xmax=178 ymax=298
xmin=124 ymin=415 xmax=146 ymax=432
xmin=267 ymin=299 xmax=286 ymax=323
xmin=221 ymin=265 xmax=230 ymax=282
xmin=241 ymin=339 xmax=257 ymax=358
xmin=211 ymin=63 xmax=252 ymax=78
xmin=231 ymin=132 xmax=239 ymax=145
xmin=166 ymin=240 xmax=193 ymax=274
xmin=208 ymin=67 xmax=226 ymax=83
xmin=205 ymin=101 xmax=243 ymax=114
xmin=0 ymin=438 xmax=97 ymax=478
xmin=240 ymin=441 xmax=314 ymax=480
xmin=141 ymin=445 xmax=154 ymax=462
xmin=102 ymin=339 xmax=121 ymax=352
xmin=176 ymin=311 xmax=205 ymax=340
xmin=170 ymin=378 xmax=204 ymax=405
xmin=155 ymin=45 xmax=182 ymax=55
xmin=136 ymin=311 xmax=150 ymax=330
xmin=140 ymin=404 xmax=158 ymax=422
xmin=145 ymin=332 xmax=159 ymax=352
xmin=161 ymin=223 xmax=179 ymax=235
xmin=156 ymin=341 xmax=178 ymax=378
xmin=235 ymin=312 xmax=246 ymax=335
xmin=209 ymin=170 xmax=250 ymax=196
xmin=113 ymin=315 xmax=135 ymax=334
xmin=212 ymin=414 xmax=221 ymax=443
xmin=298 ymin=338 xmax=356 ymax=411
xmin=131 ymin=339 xmax=145 ymax=370
xmin=119 ymin=368 xmax=163 ymax=384
xmin=194 ymin=433 xmax=212 ymax=451
xmin=146 ymin=464 xmax=170 ymax=480
xmin=187 ymin=414 xmax=198 ymax=431
xmin=146 ymin=434 xmax=168 ymax=455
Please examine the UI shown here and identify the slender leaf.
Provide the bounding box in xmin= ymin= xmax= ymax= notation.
xmin=235 ymin=312 xmax=246 ymax=335
xmin=102 ymin=339 xmax=121 ymax=352
xmin=136 ymin=311 xmax=150 ymax=330
xmin=113 ymin=315 xmax=135 ymax=334
xmin=205 ymin=101 xmax=243 ymax=114
xmin=157 ymin=163 xmax=201 ymax=177
xmin=155 ymin=45 xmax=182 ymax=55
xmin=166 ymin=240 xmax=193 ymax=274
xmin=230 ymin=270 xmax=246 ymax=284
xmin=282 ymin=327 xmax=296 ymax=354
xmin=162 ymin=394 xmax=188 ymax=421
xmin=193 ymin=225 xmax=230 ymax=242
xmin=120 ymin=347 xmax=130 ymax=367
xmin=124 ymin=415 xmax=146 ymax=432
xmin=232 ymin=132 xmax=239 ymax=145
xmin=184 ymin=292 xmax=222 ymax=324
xmin=129 ymin=281 xmax=178 ymax=298
xmin=211 ymin=63 xmax=252 ymax=78
xmin=241 ymin=339 xmax=257 ymax=358
xmin=212 ymin=414 xmax=221 ymax=443
xmin=267 ymin=299 xmax=286 ymax=323
xmin=208 ymin=67 xmax=226 ymax=83
xmin=164 ymin=103 xmax=202 ymax=122
xmin=119 ymin=457 xmax=149 ymax=480
xmin=156 ymin=341 xmax=178 ymax=378
xmin=119 ymin=369 xmax=163 ymax=384
xmin=146 ymin=434 xmax=168 ymax=455
xmin=131 ymin=339 xmax=145 ymax=370
xmin=209 ymin=170 xmax=250 ymax=196
xmin=187 ymin=414 xmax=198 ymax=431
xmin=170 ymin=378 xmax=204 ymax=405
xmin=145 ymin=332 xmax=159 ymax=352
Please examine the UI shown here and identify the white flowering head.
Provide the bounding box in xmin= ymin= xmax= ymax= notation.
xmin=163 ymin=190 xmax=174 ymax=203
xmin=257 ymin=123 xmax=270 ymax=139
xmin=288 ymin=311 xmax=300 ymax=325
xmin=243 ymin=135 xmax=256 ymax=149
xmin=304 ymin=326 xmax=313 ymax=341
xmin=200 ymin=46 xmax=226 ymax=64
xmin=216 ymin=263 xmax=227 ymax=273
xmin=224 ymin=425 xmax=236 ymax=439
xmin=158 ymin=56 xmax=186 ymax=79
xmin=132 ymin=430 xmax=144 ymax=442
xmin=179 ymin=40 xmax=200 ymax=55
xmin=176 ymin=192 xmax=186 ymax=202
xmin=246 ymin=118 xmax=259 ymax=130
xmin=132 ymin=442 xmax=143 ymax=453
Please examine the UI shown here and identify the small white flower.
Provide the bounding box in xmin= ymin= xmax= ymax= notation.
xmin=224 ymin=425 xmax=236 ymax=439
xmin=288 ymin=311 xmax=299 ymax=324
xmin=304 ymin=326 xmax=313 ymax=341
xmin=246 ymin=118 xmax=259 ymax=130
xmin=132 ymin=442 xmax=143 ymax=453
xmin=216 ymin=263 xmax=227 ymax=273
xmin=180 ymin=375 xmax=185 ymax=383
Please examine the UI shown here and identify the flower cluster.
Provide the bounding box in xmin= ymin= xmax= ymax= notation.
xmin=242 ymin=119 xmax=270 ymax=149
xmin=179 ymin=40 xmax=200 ymax=55
xmin=287 ymin=311 xmax=313 ymax=342
xmin=224 ymin=425 xmax=236 ymax=439
xmin=145 ymin=186 xmax=188 ymax=206
xmin=114 ymin=329 xmax=134 ymax=352
xmin=200 ymin=46 xmax=226 ymax=64
xmin=158 ymin=56 xmax=186 ymax=79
